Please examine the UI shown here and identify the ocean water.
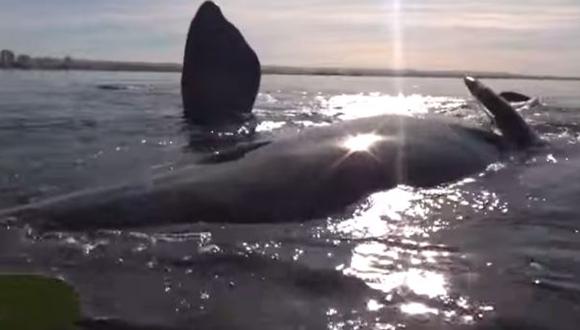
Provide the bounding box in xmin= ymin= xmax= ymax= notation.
xmin=1 ymin=70 xmax=580 ymax=329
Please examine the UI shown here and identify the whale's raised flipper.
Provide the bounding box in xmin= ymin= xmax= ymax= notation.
xmin=499 ymin=91 xmax=532 ymax=103
xmin=464 ymin=76 xmax=540 ymax=149
xmin=181 ymin=1 xmax=261 ymax=125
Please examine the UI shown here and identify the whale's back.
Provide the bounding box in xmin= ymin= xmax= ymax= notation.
xmin=1 ymin=115 xmax=503 ymax=229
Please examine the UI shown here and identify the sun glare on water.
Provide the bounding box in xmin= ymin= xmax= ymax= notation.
xmin=342 ymin=133 xmax=385 ymax=152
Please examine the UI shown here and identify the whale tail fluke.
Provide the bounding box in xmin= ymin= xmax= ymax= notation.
xmin=464 ymin=76 xmax=540 ymax=149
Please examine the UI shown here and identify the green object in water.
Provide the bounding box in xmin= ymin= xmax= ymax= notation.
xmin=0 ymin=274 xmax=81 ymax=330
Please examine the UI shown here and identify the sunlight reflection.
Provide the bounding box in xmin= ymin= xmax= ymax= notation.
xmin=321 ymin=93 xmax=464 ymax=120
xmin=345 ymin=243 xmax=447 ymax=298
xmin=400 ymin=302 xmax=439 ymax=316
xmin=342 ymin=133 xmax=385 ymax=152
xmin=367 ymin=299 xmax=385 ymax=312
xmin=323 ymin=179 xmax=505 ymax=325
xmin=255 ymin=120 xmax=285 ymax=132
xmin=330 ymin=186 xmax=429 ymax=239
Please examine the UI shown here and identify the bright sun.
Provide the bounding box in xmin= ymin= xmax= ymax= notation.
xmin=342 ymin=133 xmax=384 ymax=152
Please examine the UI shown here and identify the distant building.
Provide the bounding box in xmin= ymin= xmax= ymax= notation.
xmin=62 ymin=56 xmax=73 ymax=69
xmin=35 ymin=57 xmax=61 ymax=69
xmin=15 ymin=54 xmax=32 ymax=69
xmin=0 ymin=49 xmax=15 ymax=68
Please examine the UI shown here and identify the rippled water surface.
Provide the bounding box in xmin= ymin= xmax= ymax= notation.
xmin=1 ymin=71 xmax=580 ymax=329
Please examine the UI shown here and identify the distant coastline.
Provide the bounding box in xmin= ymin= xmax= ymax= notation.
xmin=1 ymin=50 xmax=579 ymax=81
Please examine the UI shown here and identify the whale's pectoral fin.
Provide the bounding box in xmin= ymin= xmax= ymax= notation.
xmin=499 ymin=91 xmax=532 ymax=103
xmin=500 ymin=91 xmax=541 ymax=109
xmin=197 ymin=140 xmax=271 ymax=164
xmin=464 ymin=76 xmax=540 ymax=149
xmin=181 ymin=1 xmax=261 ymax=125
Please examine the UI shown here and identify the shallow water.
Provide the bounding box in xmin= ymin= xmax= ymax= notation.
xmin=1 ymin=70 xmax=580 ymax=329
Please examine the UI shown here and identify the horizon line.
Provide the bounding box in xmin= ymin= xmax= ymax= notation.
xmin=2 ymin=52 xmax=580 ymax=81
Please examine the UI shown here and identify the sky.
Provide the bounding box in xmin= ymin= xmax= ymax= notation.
xmin=1 ymin=0 xmax=579 ymax=76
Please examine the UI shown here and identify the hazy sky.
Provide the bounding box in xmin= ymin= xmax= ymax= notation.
xmin=1 ymin=0 xmax=579 ymax=75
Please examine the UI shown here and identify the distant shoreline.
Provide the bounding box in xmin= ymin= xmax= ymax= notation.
xmin=1 ymin=56 xmax=580 ymax=81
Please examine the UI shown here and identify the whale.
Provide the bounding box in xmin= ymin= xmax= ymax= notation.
xmin=181 ymin=1 xmax=261 ymax=125
xmin=0 ymin=78 xmax=540 ymax=231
